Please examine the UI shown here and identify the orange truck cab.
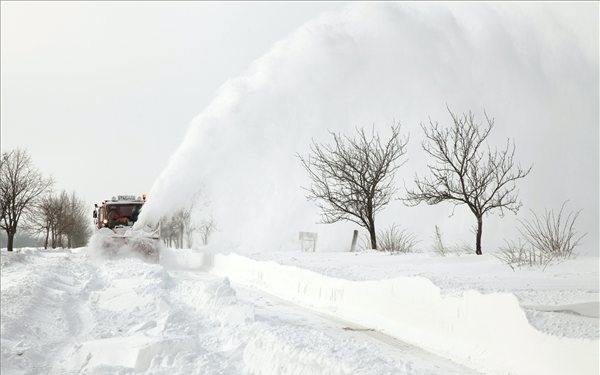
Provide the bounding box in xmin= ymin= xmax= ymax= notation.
xmin=93 ymin=194 xmax=146 ymax=230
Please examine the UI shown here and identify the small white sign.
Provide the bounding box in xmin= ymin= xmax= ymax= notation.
xmin=299 ymin=231 xmax=318 ymax=252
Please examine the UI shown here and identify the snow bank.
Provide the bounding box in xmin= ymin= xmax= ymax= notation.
xmin=162 ymin=249 xmax=599 ymax=375
xmin=245 ymin=250 xmax=600 ymax=340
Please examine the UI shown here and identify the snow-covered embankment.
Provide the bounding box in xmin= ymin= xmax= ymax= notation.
xmin=162 ymin=249 xmax=599 ymax=375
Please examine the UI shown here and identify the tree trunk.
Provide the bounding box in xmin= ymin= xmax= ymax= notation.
xmin=369 ymin=229 xmax=377 ymax=250
xmin=367 ymin=220 xmax=377 ymax=250
xmin=7 ymin=230 xmax=15 ymax=252
xmin=44 ymin=227 xmax=50 ymax=249
xmin=475 ymin=216 xmax=483 ymax=255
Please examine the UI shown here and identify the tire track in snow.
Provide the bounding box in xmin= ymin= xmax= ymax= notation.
xmin=1 ymin=250 xmax=102 ymax=375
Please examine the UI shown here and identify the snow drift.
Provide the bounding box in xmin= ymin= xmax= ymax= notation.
xmin=140 ymin=2 xmax=599 ymax=253
xmin=2 ymin=248 xmax=476 ymax=374
xmin=162 ymin=248 xmax=599 ymax=375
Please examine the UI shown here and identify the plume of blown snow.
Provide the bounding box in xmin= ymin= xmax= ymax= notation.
xmin=139 ymin=2 xmax=599 ymax=254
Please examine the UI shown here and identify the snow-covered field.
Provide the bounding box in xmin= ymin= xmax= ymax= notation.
xmin=1 ymin=245 xmax=598 ymax=375
xmin=1 ymin=247 xmax=480 ymax=375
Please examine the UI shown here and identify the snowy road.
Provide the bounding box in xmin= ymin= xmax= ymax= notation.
xmin=1 ymin=249 xmax=479 ymax=375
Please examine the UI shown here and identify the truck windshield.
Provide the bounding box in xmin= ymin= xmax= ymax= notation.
xmin=106 ymin=204 xmax=143 ymax=227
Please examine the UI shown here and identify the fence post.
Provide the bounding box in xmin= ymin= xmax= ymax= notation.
xmin=350 ymin=230 xmax=358 ymax=252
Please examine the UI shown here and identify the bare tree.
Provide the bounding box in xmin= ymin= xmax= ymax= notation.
xmin=405 ymin=109 xmax=531 ymax=255
xmin=299 ymin=123 xmax=408 ymax=250
xmin=173 ymin=207 xmax=194 ymax=248
xmin=198 ymin=217 xmax=215 ymax=245
xmin=28 ymin=190 xmax=68 ymax=249
xmin=24 ymin=190 xmax=91 ymax=249
xmin=169 ymin=213 xmax=184 ymax=249
xmin=182 ymin=191 xmax=211 ymax=247
xmin=23 ymin=194 xmax=55 ymax=249
xmin=50 ymin=191 xmax=70 ymax=248
xmin=181 ymin=204 xmax=201 ymax=248
xmin=184 ymin=215 xmax=196 ymax=248
xmin=64 ymin=191 xmax=92 ymax=248
xmin=160 ymin=215 xmax=175 ymax=248
xmin=160 ymin=207 xmax=195 ymax=249
xmin=0 ymin=149 xmax=53 ymax=252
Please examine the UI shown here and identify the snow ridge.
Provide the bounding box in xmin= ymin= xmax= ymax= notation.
xmin=162 ymin=249 xmax=599 ymax=375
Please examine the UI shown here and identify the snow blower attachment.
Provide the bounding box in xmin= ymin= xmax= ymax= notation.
xmin=93 ymin=195 xmax=160 ymax=261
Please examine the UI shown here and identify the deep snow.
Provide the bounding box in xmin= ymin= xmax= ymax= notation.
xmin=244 ymin=250 xmax=599 ymax=339
xmin=1 ymin=247 xmax=480 ymax=375
xmin=2 ymin=245 xmax=598 ymax=374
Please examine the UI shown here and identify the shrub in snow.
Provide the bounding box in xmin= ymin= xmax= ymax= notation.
xmin=376 ymin=224 xmax=418 ymax=254
xmin=496 ymin=239 xmax=541 ymax=270
xmin=430 ymin=226 xmax=472 ymax=256
xmin=519 ymin=202 xmax=586 ymax=260
xmin=496 ymin=202 xmax=586 ymax=270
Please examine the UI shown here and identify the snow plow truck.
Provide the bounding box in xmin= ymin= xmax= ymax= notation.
xmin=93 ymin=194 xmax=160 ymax=261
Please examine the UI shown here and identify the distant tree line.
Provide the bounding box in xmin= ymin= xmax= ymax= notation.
xmin=0 ymin=149 xmax=91 ymax=251
xmin=24 ymin=190 xmax=91 ymax=249
xmin=160 ymin=206 xmax=215 ymax=249
xmin=0 ymin=148 xmax=215 ymax=252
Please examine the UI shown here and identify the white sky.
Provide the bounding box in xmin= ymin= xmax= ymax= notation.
xmin=1 ymin=1 xmax=345 ymax=206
